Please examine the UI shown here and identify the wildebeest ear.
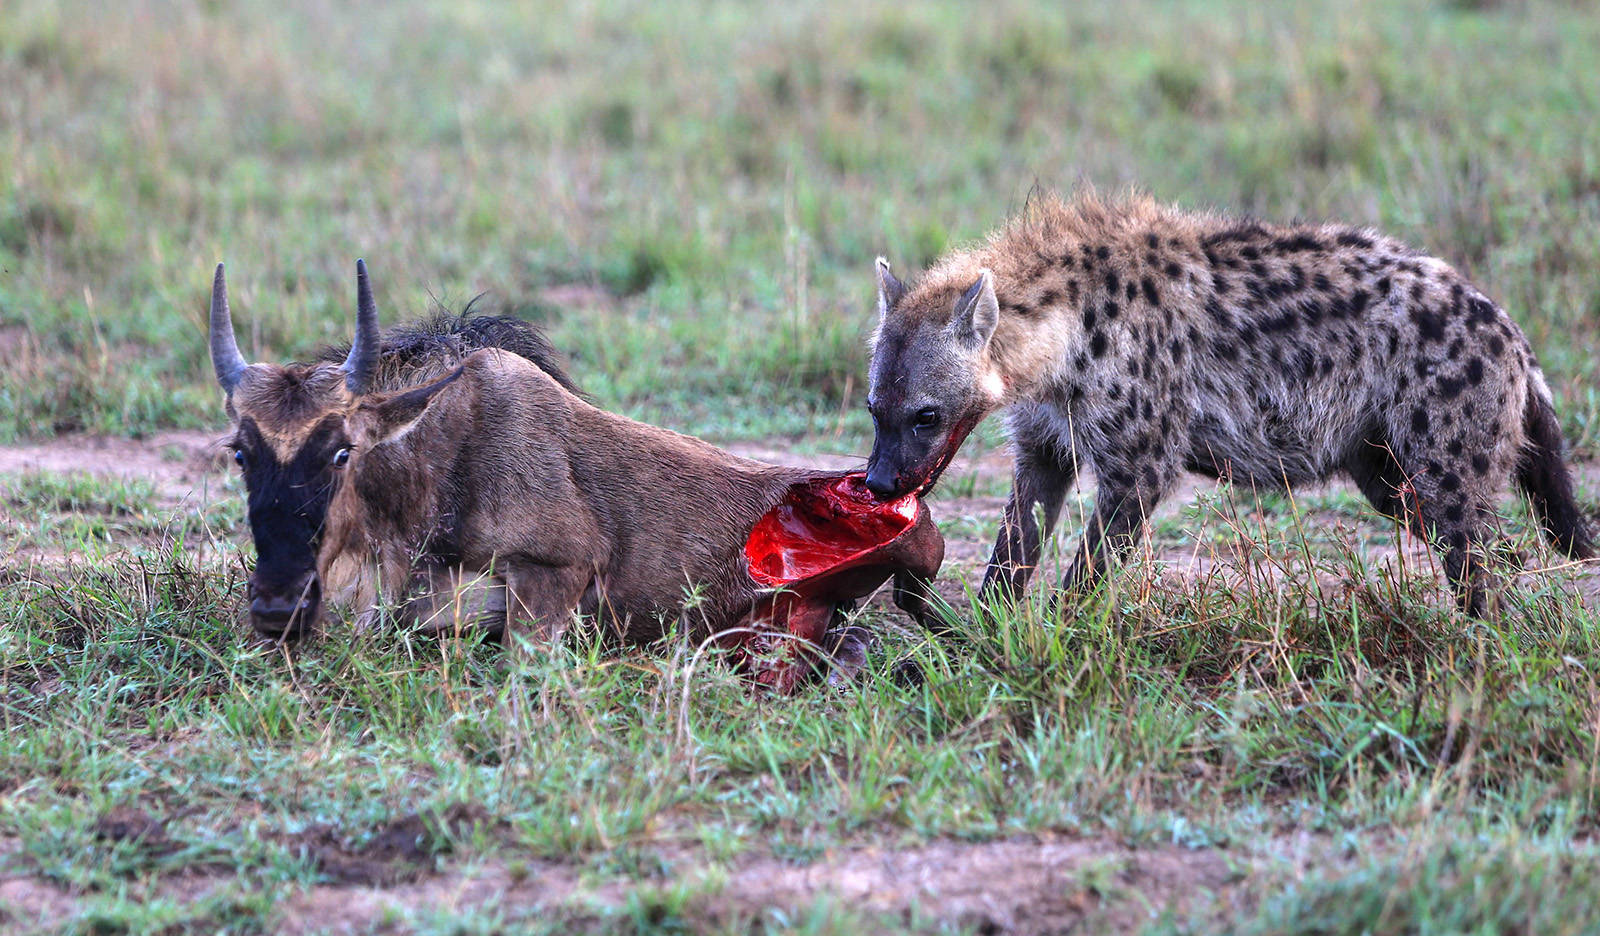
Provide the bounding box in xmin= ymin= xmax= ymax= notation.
xmin=875 ymin=257 xmax=905 ymax=319
xmin=949 ymin=269 xmax=999 ymax=350
xmin=360 ymin=366 xmax=465 ymax=445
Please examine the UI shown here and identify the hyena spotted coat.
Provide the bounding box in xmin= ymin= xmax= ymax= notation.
xmin=864 ymin=191 xmax=1592 ymax=615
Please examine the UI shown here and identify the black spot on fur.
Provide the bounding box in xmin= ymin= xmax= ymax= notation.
xmin=1466 ymin=357 xmax=1484 ymax=385
xmin=1096 ymin=245 xmax=1111 ymax=261
xmin=1336 ymin=231 xmax=1375 ymax=249
xmin=1275 ymin=233 xmax=1323 ymax=253
xmin=1090 ymin=331 xmax=1109 ymax=358
xmin=1471 ymin=453 xmax=1490 ymax=475
xmin=1125 ymin=281 xmax=1137 ymax=302
xmin=1437 ymin=375 xmax=1465 ymax=398
xmin=1240 ymin=246 xmax=1260 ymax=261
xmin=1488 ymin=335 xmax=1505 ymax=356
xmin=1105 ymin=270 xmax=1120 ymax=296
xmin=1441 ymin=471 xmax=1461 ymax=492
xmin=1260 ymin=310 xmax=1299 ymax=334
xmin=1105 ymin=299 xmax=1121 ymax=320
xmin=1411 ymin=307 xmax=1446 ymax=343
xmin=1141 ymin=277 xmax=1159 ymax=305
xmin=1412 ymin=407 xmax=1430 ymax=435
xmin=1204 ymin=223 xmax=1269 ymax=247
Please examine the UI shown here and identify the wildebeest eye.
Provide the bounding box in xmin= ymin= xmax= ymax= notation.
xmin=913 ymin=407 xmax=940 ymax=429
xmin=331 ymin=447 xmax=351 ymax=468
xmin=233 ymin=448 xmax=246 ymax=468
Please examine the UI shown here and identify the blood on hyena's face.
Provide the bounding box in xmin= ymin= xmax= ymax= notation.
xmin=865 ymin=270 xmax=1003 ymax=500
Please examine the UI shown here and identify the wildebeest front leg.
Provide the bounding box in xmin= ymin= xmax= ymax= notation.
xmin=979 ymin=444 xmax=1077 ymax=605
xmin=504 ymin=562 xmax=591 ymax=646
xmin=402 ymin=564 xmax=508 ymax=638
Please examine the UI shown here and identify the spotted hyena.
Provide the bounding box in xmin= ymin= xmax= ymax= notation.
xmin=863 ymin=191 xmax=1592 ymax=615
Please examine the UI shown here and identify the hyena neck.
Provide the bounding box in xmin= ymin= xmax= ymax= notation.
xmin=973 ymin=239 xmax=1092 ymax=401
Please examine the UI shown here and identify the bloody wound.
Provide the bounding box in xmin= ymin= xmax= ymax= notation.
xmin=744 ymin=472 xmax=921 ymax=589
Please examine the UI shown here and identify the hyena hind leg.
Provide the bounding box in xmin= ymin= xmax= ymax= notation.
xmin=1344 ymin=435 xmax=1419 ymax=531
xmin=1397 ymin=444 xmax=1505 ymax=618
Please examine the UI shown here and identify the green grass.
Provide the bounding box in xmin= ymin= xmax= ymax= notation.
xmin=3 ymin=472 xmax=1600 ymax=931
xmin=1 ymin=0 xmax=1598 ymax=445
xmin=4 ymin=0 xmax=1600 ymax=932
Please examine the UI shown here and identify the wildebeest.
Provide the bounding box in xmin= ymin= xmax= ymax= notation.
xmin=864 ymin=191 xmax=1592 ymax=615
xmin=210 ymin=261 xmax=943 ymax=689
xmin=209 ymin=260 xmax=577 ymax=639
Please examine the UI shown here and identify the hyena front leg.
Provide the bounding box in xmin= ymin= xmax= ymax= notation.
xmin=979 ymin=444 xmax=1078 ymax=605
xmin=1060 ymin=446 xmax=1178 ymax=594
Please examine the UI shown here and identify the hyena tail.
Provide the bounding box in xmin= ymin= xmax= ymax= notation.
xmin=1517 ymin=387 xmax=1594 ymax=559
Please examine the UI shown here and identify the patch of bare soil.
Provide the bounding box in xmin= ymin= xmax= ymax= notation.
xmin=265 ymin=834 xmax=1236 ymax=935
xmin=0 ymin=429 xmax=228 ymax=507
xmin=285 ymin=805 xmax=495 ymax=888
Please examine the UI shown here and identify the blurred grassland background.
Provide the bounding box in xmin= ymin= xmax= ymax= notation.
xmin=2 ymin=0 xmax=1597 ymax=447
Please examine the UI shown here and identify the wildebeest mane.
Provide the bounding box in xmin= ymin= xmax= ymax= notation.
xmin=315 ymin=296 xmax=582 ymax=396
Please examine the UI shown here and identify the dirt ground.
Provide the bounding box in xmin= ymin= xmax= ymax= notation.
xmin=0 ymin=823 xmax=1263 ymax=934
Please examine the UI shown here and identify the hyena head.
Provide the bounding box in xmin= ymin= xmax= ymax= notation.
xmin=208 ymin=261 xmax=382 ymax=640
xmin=864 ymin=258 xmax=1007 ymax=500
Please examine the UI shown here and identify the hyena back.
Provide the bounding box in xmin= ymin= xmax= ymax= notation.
xmin=864 ymin=192 xmax=1592 ymax=616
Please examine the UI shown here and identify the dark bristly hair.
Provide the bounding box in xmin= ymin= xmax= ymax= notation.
xmin=316 ymin=296 xmax=581 ymax=397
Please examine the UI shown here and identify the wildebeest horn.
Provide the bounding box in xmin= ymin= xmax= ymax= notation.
xmin=209 ymin=262 xmax=249 ymax=393
xmin=343 ymin=258 xmax=380 ymax=394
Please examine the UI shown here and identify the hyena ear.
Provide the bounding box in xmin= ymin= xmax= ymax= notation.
xmin=359 ymin=366 xmax=465 ymax=446
xmin=875 ymin=257 xmax=906 ymax=319
xmin=949 ymin=269 xmax=999 ymax=350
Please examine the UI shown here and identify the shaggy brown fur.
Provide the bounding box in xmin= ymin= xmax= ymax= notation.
xmin=209 ymin=262 xmax=943 ymax=686
xmin=211 ymin=262 xmax=574 ymax=638
xmin=865 ymin=190 xmax=1591 ymax=616
xmin=321 ymin=349 xmax=942 ymax=663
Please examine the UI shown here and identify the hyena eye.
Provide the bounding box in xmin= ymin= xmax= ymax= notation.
xmin=913 ymin=407 xmax=940 ymax=429
xmin=233 ymin=448 xmax=246 ymax=468
xmin=331 ymin=447 xmax=351 ymax=468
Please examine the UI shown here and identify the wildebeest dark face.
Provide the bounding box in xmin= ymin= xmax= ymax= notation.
xmin=209 ymin=261 xmax=379 ymax=640
xmin=226 ymin=381 xmax=353 ymax=639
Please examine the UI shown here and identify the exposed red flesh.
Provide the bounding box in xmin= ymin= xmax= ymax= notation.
xmin=737 ymin=470 xmax=941 ymax=694
xmin=744 ymin=472 xmax=920 ymax=589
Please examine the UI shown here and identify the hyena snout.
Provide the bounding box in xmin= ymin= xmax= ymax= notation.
xmin=248 ymin=568 xmax=321 ymax=640
xmin=864 ymin=462 xmax=909 ymax=500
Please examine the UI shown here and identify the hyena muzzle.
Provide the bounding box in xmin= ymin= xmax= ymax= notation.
xmin=865 ymin=191 xmax=1593 ymax=617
